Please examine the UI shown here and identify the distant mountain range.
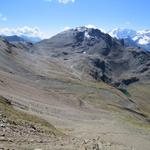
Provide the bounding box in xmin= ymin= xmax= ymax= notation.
xmin=1 ymin=28 xmax=150 ymax=50
xmin=0 ymin=35 xmax=41 ymax=43
xmin=109 ymin=28 xmax=150 ymax=51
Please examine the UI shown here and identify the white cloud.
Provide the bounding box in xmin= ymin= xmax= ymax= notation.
xmin=85 ymin=24 xmax=97 ymax=29
xmin=45 ymin=0 xmax=75 ymax=4
xmin=0 ymin=25 xmax=107 ymax=40
xmin=85 ymin=24 xmax=106 ymax=33
xmin=0 ymin=26 xmax=49 ymax=39
xmin=64 ymin=26 xmax=71 ymax=31
xmin=0 ymin=13 xmax=7 ymax=21
xmin=58 ymin=0 xmax=75 ymax=4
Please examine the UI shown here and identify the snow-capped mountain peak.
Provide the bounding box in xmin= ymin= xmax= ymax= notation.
xmin=109 ymin=28 xmax=150 ymax=50
xmin=109 ymin=28 xmax=137 ymax=39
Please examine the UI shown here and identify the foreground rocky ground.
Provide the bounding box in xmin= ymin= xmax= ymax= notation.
xmin=0 ymin=96 xmax=150 ymax=150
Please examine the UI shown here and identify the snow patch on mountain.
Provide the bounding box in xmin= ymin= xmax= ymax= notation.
xmin=137 ymin=36 xmax=150 ymax=45
xmin=84 ymin=31 xmax=90 ymax=39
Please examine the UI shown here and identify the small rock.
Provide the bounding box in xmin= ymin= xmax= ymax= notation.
xmin=0 ymin=123 xmax=5 ymax=128
xmin=83 ymin=139 xmax=89 ymax=144
xmin=0 ymin=134 xmax=5 ymax=137
xmin=98 ymin=143 xmax=103 ymax=149
xmin=105 ymin=142 xmax=112 ymax=146
xmin=93 ymin=143 xmax=100 ymax=150
xmin=0 ymin=137 xmax=7 ymax=141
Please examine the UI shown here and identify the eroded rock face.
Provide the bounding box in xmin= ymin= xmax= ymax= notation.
xmin=88 ymin=58 xmax=112 ymax=83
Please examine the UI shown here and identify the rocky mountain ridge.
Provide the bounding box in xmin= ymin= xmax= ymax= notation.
xmin=32 ymin=27 xmax=150 ymax=88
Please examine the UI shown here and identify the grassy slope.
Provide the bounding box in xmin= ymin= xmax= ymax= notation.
xmin=128 ymin=83 xmax=150 ymax=117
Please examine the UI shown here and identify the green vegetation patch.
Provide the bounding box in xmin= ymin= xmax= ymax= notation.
xmin=118 ymin=88 xmax=131 ymax=97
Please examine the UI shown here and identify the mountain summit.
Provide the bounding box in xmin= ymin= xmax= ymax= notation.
xmin=32 ymin=27 xmax=150 ymax=88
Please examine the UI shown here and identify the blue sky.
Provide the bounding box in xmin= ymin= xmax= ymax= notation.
xmin=0 ymin=0 xmax=149 ymax=38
